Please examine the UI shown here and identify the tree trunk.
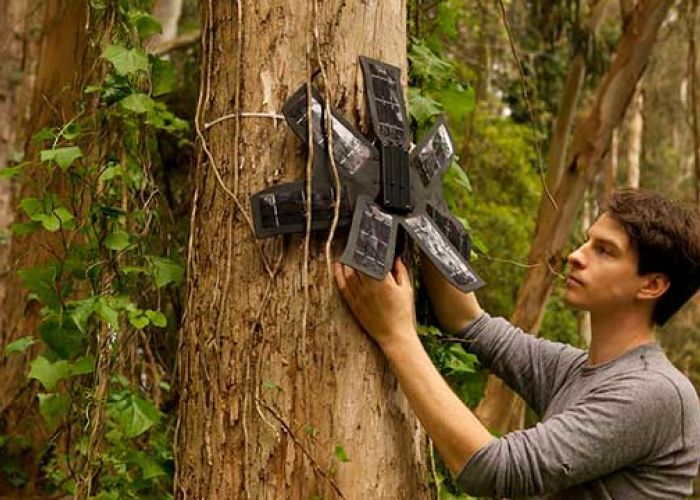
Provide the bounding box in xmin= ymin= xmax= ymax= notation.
xmin=0 ymin=0 xmax=88 ymax=493
xmin=475 ymin=0 xmax=673 ymax=435
xmin=176 ymin=2 xmax=428 ymax=499
xmin=688 ymin=0 xmax=700 ymax=207
xmin=626 ymin=87 xmax=644 ymax=188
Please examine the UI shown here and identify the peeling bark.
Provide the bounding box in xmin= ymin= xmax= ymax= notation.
xmin=175 ymin=2 xmax=428 ymax=498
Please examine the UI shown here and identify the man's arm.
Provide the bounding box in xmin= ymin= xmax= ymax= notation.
xmin=333 ymin=259 xmax=494 ymax=472
xmin=421 ymin=255 xmax=482 ymax=333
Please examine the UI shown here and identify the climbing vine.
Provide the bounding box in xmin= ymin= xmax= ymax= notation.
xmin=1 ymin=1 xmax=188 ymax=497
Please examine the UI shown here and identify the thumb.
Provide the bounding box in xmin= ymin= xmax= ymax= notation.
xmin=393 ymin=257 xmax=410 ymax=287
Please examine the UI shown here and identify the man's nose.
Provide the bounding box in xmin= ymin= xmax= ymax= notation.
xmin=567 ymin=244 xmax=585 ymax=268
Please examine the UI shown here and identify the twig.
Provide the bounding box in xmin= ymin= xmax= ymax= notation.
xmin=429 ymin=439 xmax=440 ymax=499
xmin=149 ymin=30 xmax=201 ymax=55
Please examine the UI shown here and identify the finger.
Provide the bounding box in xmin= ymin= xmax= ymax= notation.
xmin=393 ymin=258 xmax=409 ymax=287
xmin=333 ymin=261 xmax=346 ymax=291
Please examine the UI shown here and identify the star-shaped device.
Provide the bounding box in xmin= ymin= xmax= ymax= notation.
xmin=250 ymin=56 xmax=484 ymax=293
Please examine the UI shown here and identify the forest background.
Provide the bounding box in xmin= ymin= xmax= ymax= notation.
xmin=0 ymin=0 xmax=698 ymax=498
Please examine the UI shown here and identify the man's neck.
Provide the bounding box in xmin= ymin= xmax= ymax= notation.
xmin=588 ymin=309 xmax=655 ymax=366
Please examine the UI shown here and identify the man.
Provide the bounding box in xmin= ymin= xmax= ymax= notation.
xmin=334 ymin=189 xmax=700 ymax=498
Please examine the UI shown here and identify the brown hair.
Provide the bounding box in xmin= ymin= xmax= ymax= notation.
xmin=603 ymin=189 xmax=700 ymax=325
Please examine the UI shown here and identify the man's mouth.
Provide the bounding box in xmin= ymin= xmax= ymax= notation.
xmin=566 ymin=274 xmax=584 ymax=287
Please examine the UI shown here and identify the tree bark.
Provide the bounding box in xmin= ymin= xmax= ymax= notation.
xmin=0 ymin=0 xmax=88 ymax=493
xmin=176 ymin=2 xmax=428 ymax=499
xmin=475 ymin=0 xmax=673 ymax=435
xmin=689 ymin=0 xmax=700 ymax=207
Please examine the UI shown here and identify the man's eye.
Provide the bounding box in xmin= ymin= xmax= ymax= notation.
xmin=595 ymin=245 xmax=608 ymax=255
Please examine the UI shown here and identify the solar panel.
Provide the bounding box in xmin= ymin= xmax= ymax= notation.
xmin=340 ymin=195 xmax=398 ymax=279
xmin=402 ymin=213 xmax=483 ymax=290
xmin=250 ymin=56 xmax=485 ymax=294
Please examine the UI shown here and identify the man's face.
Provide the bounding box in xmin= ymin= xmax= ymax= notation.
xmin=564 ymin=213 xmax=645 ymax=313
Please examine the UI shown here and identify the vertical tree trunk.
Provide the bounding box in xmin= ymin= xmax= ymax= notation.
xmin=688 ymin=0 xmax=700 ymax=207
xmin=626 ymin=88 xmax=644 ymax=188
xmin=475 ymin=0 xmax=672 ymax=435
xmin=176 ymin=2 xmax=428 ymax=499
xmin=0 ymin=0 xmax=88 ymax=493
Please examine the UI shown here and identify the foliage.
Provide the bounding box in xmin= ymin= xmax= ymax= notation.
xmin=1 ymin=0 xmax=189 ymax=496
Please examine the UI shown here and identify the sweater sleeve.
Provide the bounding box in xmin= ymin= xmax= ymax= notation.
xmin=459 ymin=314 xmax=586 ymax=415
xmin=457 ymin=372 xmax=681 ymax=497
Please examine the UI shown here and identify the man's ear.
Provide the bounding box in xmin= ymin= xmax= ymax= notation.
xmin=637 ymin=273 xmax=670 ymax=301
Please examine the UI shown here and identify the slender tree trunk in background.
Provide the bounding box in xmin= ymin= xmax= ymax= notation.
xmin=475 ymin=0 xmax=673 ymax=435
xmin=689 ymin=0 xmax=700 ymax=207
xmin=578 ymin=192 xmax=593 ymax=347
xmin=145 ymin=0 xmax=183 ymax=52
xmin=176 ymin=2 xmax=428 ymax=498
xmin=626 ymin=88 xmax=644 ymax=188
xmin=542 ymin=0 xmax=613 ymax=192
xmin=0 ymin=0 xmax=88 ymax=493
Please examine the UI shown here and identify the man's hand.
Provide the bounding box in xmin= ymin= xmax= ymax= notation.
xmin=333 ymin=258 xmax=415 ymax=351
xmin=333 ymin=257 xmax=494 ymax=473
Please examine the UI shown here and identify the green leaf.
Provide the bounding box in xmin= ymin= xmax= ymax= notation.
xmin=445 ymin=344 xmax=478 ymax=374
xmin=333 ymin=444 xmax=350 ymax=463
xmin=129 ymin=11 xmax=162 ymax=39
xmin=11 ymin=221 xmax=40 ymax=236
xmin=148 ymin=256 xmax=184 ymax=288
xmin=28 ymin=356 xmax=72 ymax=390
xmin=70 ymin=355 xmax=95 ymax=376
xmin=31 ymin=127 xmax=55 ymax=143
xmin=151 ymin=58 xmax=178 ymax=97
xmin=100 ymin=165 xmax=122 ymax=182
xmin=38 ymin=317 xmax=85 ymax=359
xmin=18 ymin=265 xmax=60 ymax=308
xmin=38 ymin=393 xmax=70 ymax=431
xmin=408 ymin=42 xmax=455 ymax=85
xmin=20 ymin=197 xmax=43 ymax=217
xmin=130 ymin=452 xmax=166 ymax=480
xmin=128 ymin=310 xmax=149 ymax=329
xmin=432 ymin=85 xmax=475 ymax=123
xmin=119 ymin=93 xmax=156 ymax=114
xmin=95 ymin=297 xmax=120 ymax=328
xmin=408 ymin=87 xmax=442 ymax=126
xmin=68 ymin=297 xmax=97 ymax=333
xmin=102 ymin=44 xmax=149 ymax=75
xmin=0 ymin=165 xmax=24 ymax=179
xmin=4 ymin=336 xmax=36 ymax=355
xmin=40 ymin=146 xmax=83 ymax=170
xmin=105 ymin=230 xmax=130 ymax=251
xmin=34 ymin=214 xmax=60 ymax=232
xmin=116 ymin=396 xmax=161 ymax=438
xmin=145 ymin=310 xmax=167 ymax=328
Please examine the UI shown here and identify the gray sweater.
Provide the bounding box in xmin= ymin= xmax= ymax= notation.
xmin=456 ymin=314 xmax=700 ymax=499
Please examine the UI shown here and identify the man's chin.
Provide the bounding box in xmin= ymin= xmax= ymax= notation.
xmin=563 ymin=292 xmax=588 ymax=311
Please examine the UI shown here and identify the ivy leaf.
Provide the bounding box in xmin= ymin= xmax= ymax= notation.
xmin=408 ymin=88 xmax=442 ymax=126
xmin=130 ymin=451 xmax=167 ymax=480
xmin=100 ymin=165 xmax=122 ymax=182
xmin=148 ymin=256 xmax=184 ymax=288
xmin=145 ymin=310 xmax=167 ymax=328
xmin=102 ymin=44 xmax=149 ymax=75
xmin=18 ymin=264 xmax=60 ymax=308
xmin=4 ymin=336 xmax=36 ymax=355
xmin=20 ymin=197 xmax=43 ymax=217
xmin=127 ymin=310 xmax=149 ymax=329
xmin=151 ymin=58 xmax=178 ymax=97
xmin=95 ymin=297 xmax=120 ymax=328
xmin=408 ymin=42 xmax=455 ymax=85
xmin=333 ymin=444 xmax=350 ymax=463
xmin=129 ymin=11 xmax=162 ymax=39
xmin=28 ymin=356 xmax=72 ymax=390
xmin=40 ymin=146 xmax=83 ymax=171
xmin=119 ymin=93 xmax=156 ymax=114
xmin=38 ymin=393 xmax=70 ymax=431
xmin=445 ymin=344 xmax=478 ymax=374
xmin=70 ymin=355 xmax=95 ymax=376
xmin=0 ymin=165 xmax=24 ymax=179
xmin=38 ymin=317 xmax=84 ymax=359
xmin=68 ymin=297 xmax=97 ymax=333
xmin=105 ymin=230 xmax=131 ymax=251
xmin=31 ymin=127 xmax=55 ymax=143
xmin=116 ymin=396 xmax=161 ymax=438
